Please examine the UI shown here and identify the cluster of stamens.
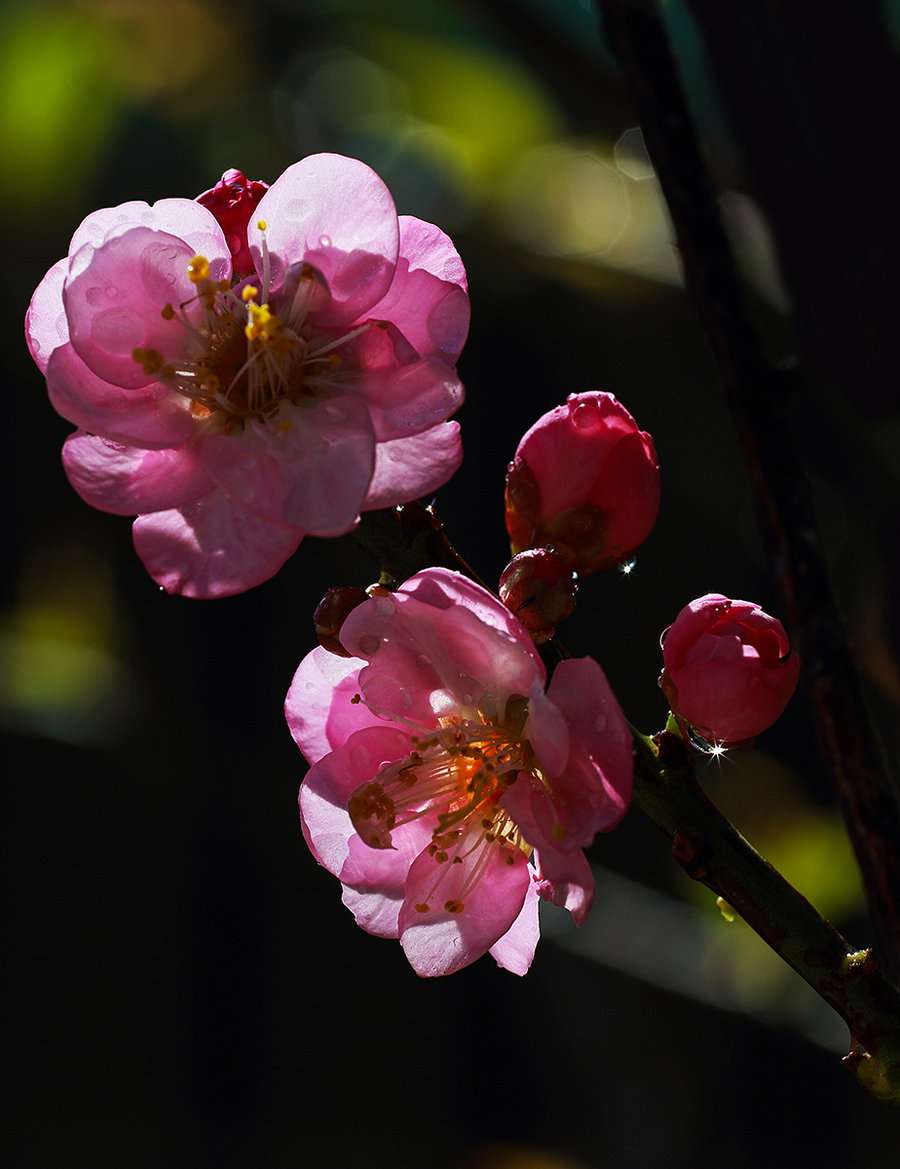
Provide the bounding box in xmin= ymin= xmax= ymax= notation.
xmin=132 ymin=226 xmax=373 ymax=430
xmin=348 ymin=717 xmax=537 ymax=917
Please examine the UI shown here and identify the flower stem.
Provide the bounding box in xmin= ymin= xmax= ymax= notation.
xmin=632 ymin=726 xmax=900 ymax=1102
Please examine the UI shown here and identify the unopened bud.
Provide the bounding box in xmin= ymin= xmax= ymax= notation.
xmin=499 ymin=549 xmax=577 ymax=644
xmin=195 ymin=169 xmax=269 ymax=278
xmin=505 ymin=392 xmax=659 ymax=576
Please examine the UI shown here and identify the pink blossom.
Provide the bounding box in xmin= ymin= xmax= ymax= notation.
xmin=26 ymin=154 xmax=469 ymax=597
xmin=659 ymin=593 xmax=801 ymax=747
xmin=505 ymin=391 xmax=660 ymax=575
xmin=286 ymin=567 xmax=633 ymax=977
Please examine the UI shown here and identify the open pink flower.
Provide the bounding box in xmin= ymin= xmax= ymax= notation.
xmin=26 ymin=154 xmax=469 ymax=597
xmin=659 ymin=593 xmax=800 ymax=747
xmin=505 ymin=392 xmax=660 ymax=575
xmin=286 ymin=567 xmax=633 ymax=977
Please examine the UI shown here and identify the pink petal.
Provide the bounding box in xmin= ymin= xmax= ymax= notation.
xmin=339 ymin=580 xmax=542 ymax=725
xmin=64 ymin=227 xmax=202 ymax=390
xmin=398 ymin=834 xmax=531 ymax=976
xmin=362 ymin=422 xmax=462 ymax=511
xmin=62 ymin=432 xmax=213 ymax=515
xmin=26 ymin=258 xmax=69 ymax=373
xmin=132 ymin=490 xmax=302 ymax=598
xmin=250 ymin=154 xmax=399 ymax=327
xmin=360 ymin=356 xmax=465 ymax=443
xmin=198 ymin=396 xmax=375 ymax=536
xmin=298 ymin=725 xmax=413 ymax=875
xmin=488 ymin=876 xmax=541 ymax=974
xmin=68 ymin=199 xmax=229 ymax=279
xmin=286 ymin=647 xmax=378 ymax=765
xmin=365 ymin=216 xmax=470 ymax=362
xmin=45 ymin=343 xmax=195 ymax=449
xmin=534 ymin=845 xmax=595 ymax=926
xmin=396 ymin=568 xmax=544 ymax=666
xmin=543 ymin=656 xmax=633 ymax=831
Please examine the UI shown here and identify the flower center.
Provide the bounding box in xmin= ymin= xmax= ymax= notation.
xmin=132 ymin=234 xmax=373 ymax=431
xmin=348 ymin=716 xmax=537 ymax=913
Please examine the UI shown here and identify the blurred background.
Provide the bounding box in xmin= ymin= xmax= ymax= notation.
xmin=3 ymin=0 xmax=900 ymax=1165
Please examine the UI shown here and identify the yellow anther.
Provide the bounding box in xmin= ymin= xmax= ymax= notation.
xmin=329 ymin=354 xmax=342 ymax=366
xmin=245 ymin=301 xmax=275 ymax=341
xmin=415 ymin=903 xmax=430 ymax=914
xmin=277 ymin=418 xmax=292 ymax=435
xmin=242 ymin=285 xmax=259 ymax=302
xmin=256 ymin=219 xmax=267 ymax=230
xmin=160 ymin=303 xmax=175 ymax=320
xmin=550 ymin=823 xmax=567 ymax=841
xmin=444 ymin=899 xmax=464 ymax=914
xmin=187 ymin=255 xmax=210 ymax=283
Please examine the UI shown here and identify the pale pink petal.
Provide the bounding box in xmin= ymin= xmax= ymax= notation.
xmin=362 ymin=422 xmax=462 ymax=511
xmin=339 ymin=821 xmax=437 ymax=939
xmin=365 ymin=216 xmax=470 ymax=362
xmin=250 ymin=154 xmax=399 ymax=326
xmin=64 ymin=227 xmax=201 ymax=389
xmin=360 ymin=356 xmax=465 ymax=442
xmin=45 ymin=343 xmax=195 ymax=449
xmin=488 ymin=875 xmax=541 ymax=975
xmin=534 ymin=845 xmax=595 ymax=926
xmin=68 ymin=199 xmax=229 ymax=280
xmin=26 ymin=258 xmax=69 ymax=373
xmin=398 ymin=834 xmax=531 ymax=976
xmin=340 ymin=584 xmax=542 ymax=725
xmin=299 ymin=726 xmax=412 ymax=874
xmin=287 ymin=648 xmax=362 ymax=762
xmin=62 ymin=432 xmax=213 ymax=515
xmin=132 ymin=490 xmax=302 ymax=598
xmin=397 ymin=569 xmax=543 ymax=667
xmin=198 ymin=396 xmax=375 ymax=535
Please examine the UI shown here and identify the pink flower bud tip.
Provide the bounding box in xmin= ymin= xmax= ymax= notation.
xmin=659 ymin=593 xmax=800 ymax=748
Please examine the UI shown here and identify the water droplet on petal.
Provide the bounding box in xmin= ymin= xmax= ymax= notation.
xmin=318 ymin=234 xmax=332 ymax=248
xmin=571 ymin=400 xmax=599 ymax=429
xmin=358 ymin=633 xmax=381 ymax=656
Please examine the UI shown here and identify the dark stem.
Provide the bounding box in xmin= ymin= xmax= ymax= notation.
xmin=595 ymin=0 xmax=900 ymax=986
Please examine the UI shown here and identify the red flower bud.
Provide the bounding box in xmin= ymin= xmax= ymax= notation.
xmin=505 ymin=392 xmax=660 ymax=575
xmin=195 ymin=169 xmax=269 ymax=278
xmin=314 ymin=586 xmax=369 ymax=656
xmin=659 ymin=593 xmax=800 ymax=748
xmin=499 ymin=549 xmax=577 ymax=643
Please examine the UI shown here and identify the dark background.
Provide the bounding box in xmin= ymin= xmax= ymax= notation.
xmin=4 ymin=1 xmax=900 ymax=1165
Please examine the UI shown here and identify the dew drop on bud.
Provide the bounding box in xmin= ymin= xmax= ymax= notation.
xmin=571 ymin=400 xmax=599 ymax=429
